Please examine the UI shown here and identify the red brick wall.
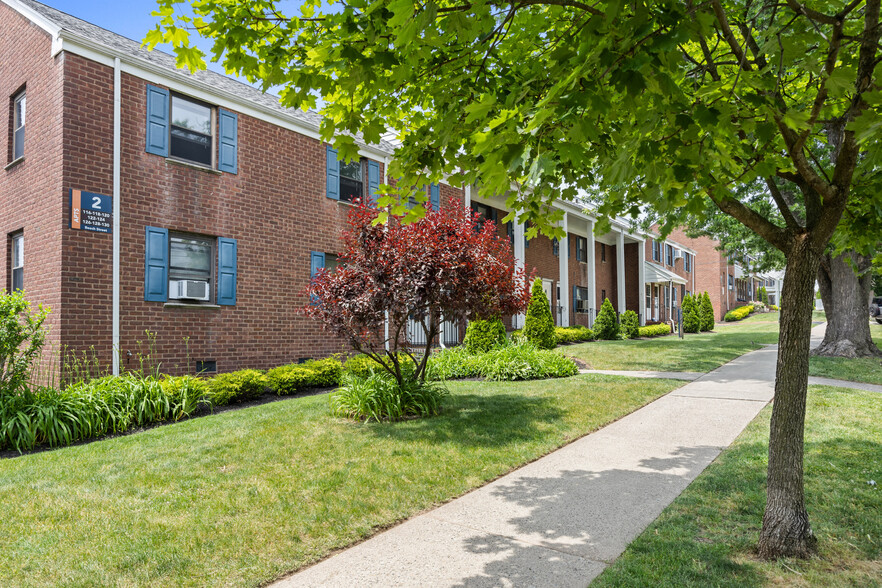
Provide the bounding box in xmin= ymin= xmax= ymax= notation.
xmin=0 ymin=6 xmax=65 ymax=364
xmin=57 ymin=55 xmax=403 ymax=374
xmin=624 ymin=242 xmax=640 ymax=317
xmin=595 ymin=241 xmax=617 ymax=311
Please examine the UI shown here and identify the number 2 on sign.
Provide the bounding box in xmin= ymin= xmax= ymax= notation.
xmin=92 ymin=196 xmax=102 ymax=209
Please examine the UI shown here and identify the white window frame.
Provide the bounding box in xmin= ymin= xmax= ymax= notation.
xmin=12 ymin=90 xmax=25 ymax=161
xmin=169 ymin=232 xmax=215 ymax=304
xmin=169 ymin=93 xmax=216 ymax=168
xmin=10 ymin=232 xmax=23 ymax=292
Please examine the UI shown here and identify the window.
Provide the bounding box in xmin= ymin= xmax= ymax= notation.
xmin=672 ymin=287 xmax=677 ymax=307
xmin=340 ymin=160 xmax=364 ymax=203
xmin=11 ymin=90 xmax=25 ymax=161
xmin=552 ymin=238 xmax=559 ymax=257
xmin=145 ymin=85 xmax=237 ymax=173
xmin=145 ymin=227 xmax=236 ymax=305
xmin=666 ymin=244 xmax=673 ymax=266
xmin=652 ymin=239 xmax=661 ymax=262
xmin=170 ymin=94 xmax=213 ymax=166
xmin=601 ymin=243 xmax=606 ymax=262
xmin=10 ymin=233 xmax=23 ymax=292
xmin=728 ymin=274 xmax=734 ymax=290
xmin=573 ymin=286 xmax=589 ymax=313
xmin=575 ymin=236 xmax=588 ymax=262
xmin=601 ymin=289 xmax=607 ymax=302
xmin=684 ymin=252 xmax=691 ymax=272
xmin=645 ymin=284 xmax=651 ymax=315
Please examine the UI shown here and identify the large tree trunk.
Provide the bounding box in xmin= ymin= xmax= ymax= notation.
xmin=757 ymin=237 xmax=819 ymax=560
xmin=815 ymin=251 xmax=881 ymax=358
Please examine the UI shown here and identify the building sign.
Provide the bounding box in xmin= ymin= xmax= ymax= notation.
xmin=70 ymin=189 xmax=112 ymax=233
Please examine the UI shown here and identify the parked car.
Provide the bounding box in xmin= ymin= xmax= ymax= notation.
xmin=871 ymin=296 xmax=882 ymax=324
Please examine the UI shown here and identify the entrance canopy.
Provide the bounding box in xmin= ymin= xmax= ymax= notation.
xmin=644 ymin=262 xmax=687 ymax=285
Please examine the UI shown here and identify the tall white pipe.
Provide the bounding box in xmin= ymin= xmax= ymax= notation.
xmin=638 ymin=238 xmax=646 ymax=325
xmin=513 ymin=220 xmax=526 ymax=329
xmin=112 ymin=57 xmax=121 ymax=375
xmin=616 ymin=229 xmax=626 ymax=314
xmin=464 ymin=184 xmax=471 ymax=209
xmin=558 ymin=213 xmax=569 ymax=327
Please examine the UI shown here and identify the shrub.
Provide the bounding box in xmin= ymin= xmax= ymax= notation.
xmin=463 ymin=317 xmax=507 ymax=353
xmin=266 ymin=358 xmax=342 ymax=395
xmin=205 ymin=369 xmax=266 ymax=406
xmin=553 ymin=326 xmax=594 ymax=345
xmin=723 ymin=305 xmax=753 ymax=322
xmin=425 ymin=347 xmax=482 ymax=380
xmin=159 ymin=375 xmax=208 ymax=420
xmin=344 ymin=353 xmax=415 ymax=380
xmin=523 ymin=279 xmax=556 ymax=349
xmin=594 ymin=298 xmax=620 ymax=340
xmin=0 ymin=292 xmax=49 ymax=397
xmin=770 ymin=304 xmax=780 ymax=311
xmin=330 ymin=373 xmax=447 ymax=421
xmin=700 ymin=291 xmax=715 ymax=331
xmin=620 ymin=311 xmax=639 ymax=339
xmin=682 ymin=295 xmax=701 ymax=333
xmin=759 ymin=286 xmax=769 ymax=305
xmin=476 ymin=341 xmax=578 ymax=381
xmin=639 ymin=323 xmax=671 ymax=337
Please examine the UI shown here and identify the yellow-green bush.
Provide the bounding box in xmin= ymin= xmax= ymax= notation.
xmin=724 ymin=305 xmax=754 ymax=322
xmin=638 ymin=323 xmax=671 ymax=337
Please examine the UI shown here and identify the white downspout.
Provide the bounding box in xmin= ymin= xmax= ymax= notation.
xmin=112 ymin=57 xmax=121 ymax=375
xmin=384 ymin=155 xmax=391 ymax=351
xmin=464 ymin=183 xmax=471 ymax=209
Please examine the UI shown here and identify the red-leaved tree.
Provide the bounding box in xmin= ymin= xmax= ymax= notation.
xmin=305 ymin=203 xmax=529 ymax=386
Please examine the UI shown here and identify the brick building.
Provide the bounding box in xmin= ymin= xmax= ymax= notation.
xmin=4 ymin=0 xmax=731 ymax=378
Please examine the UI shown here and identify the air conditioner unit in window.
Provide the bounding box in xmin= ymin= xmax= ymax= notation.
xmin=674 ymin=249 xmax=683 ymax=260
xmin=169 ymin=280 xmax=209 ymax=301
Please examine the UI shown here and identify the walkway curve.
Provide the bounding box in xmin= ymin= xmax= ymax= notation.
xmin=274 ymin=328 xmax=826 ymax=587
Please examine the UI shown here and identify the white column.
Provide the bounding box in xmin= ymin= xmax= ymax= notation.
xmin=586 ymin=220 xmax=597 ymax=325
xmin=464 ymin=184 xmax=471 ymax=209
xmin=638 ymin=238 xmax=646 ymax=325
xmin=513 ymin=220 xmax=526 ymax=329
xmin=616 ymin=229 xmax=626 ymax=315
xmin=558 ymin=213 xmax=569 ymax=327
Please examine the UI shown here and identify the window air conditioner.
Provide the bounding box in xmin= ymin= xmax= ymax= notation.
xmin=169 ymin=280 xmax=210 ymax=301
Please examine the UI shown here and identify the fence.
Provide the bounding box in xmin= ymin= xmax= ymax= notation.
xmin=406 ymin=317 xmax=460 ymax=347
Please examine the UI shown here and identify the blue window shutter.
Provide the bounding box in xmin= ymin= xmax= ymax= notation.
xmin=145 ymin=85 xmax=169 ymax=157
xmin=310 ymin=251 xmax=325 ymax=278
xmin=552 ymin=238 xmax=559 ymax=257
xmin=217 ymin=238 xmax=237 ymax=305
xmin=367 ymin=160 xmax=380 ymax=206
xmin=144 ymin=226 xmax=169 ymax=302
xmin=573 ymin=286 xmax=578 ymax=312
xmin=507 ymin=222 xmax=513 ymax=244
xmin=430 ymin=183 xmax=440 ymax=211
xmin=326 ymin=146 xmax=339 ymax=200
xmin=490 ymin=209 xmax=498 ymax=224
xmin=217 ymin=109 xmax=238 ymax=174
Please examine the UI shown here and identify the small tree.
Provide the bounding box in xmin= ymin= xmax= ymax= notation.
xmin=700 ymin=292 xmax=715 ymax=332
xmin=620 ymin=310 xmax=639 ymax=339
xmin=594 ymin=298 xmax=620 ymax=341
xmin=682 ymin=295 xmax=701 ymax=334
xmin=0 ymin=292 xmax=49 ymax=396
xmin=463 ymin=317 xmax=507 ymax=354
xmin=523 ymin=279 xmax=556 ymax=350
xmin=305 ymin=204 xmax=529 ymax=387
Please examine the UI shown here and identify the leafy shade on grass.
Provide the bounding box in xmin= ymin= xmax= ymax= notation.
xmin=593 ymin=386 xmax=882 ymax=588
xmin=562 ymin=312 xmax=780 ymax=372
xmin=0 ymin=375 xmax=680 ymax=587
xmin=809 ymin=323 xmax=882 ymax=386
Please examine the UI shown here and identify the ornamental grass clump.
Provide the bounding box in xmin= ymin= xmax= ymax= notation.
xmin=330 ymin=373 xmax=447 ymax=422
xmin=523 ymin=279 xmax=556 ymax=350
xmin=594 ymin=298 xmax=620 ymax=340
xmin=425 ymin=347 xmax=483 ymax=380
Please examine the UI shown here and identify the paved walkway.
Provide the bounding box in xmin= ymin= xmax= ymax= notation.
xmin=277 ymin=329 xmax=809 ymax=587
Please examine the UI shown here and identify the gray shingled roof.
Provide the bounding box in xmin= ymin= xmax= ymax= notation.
xmin=16 ymin=0 xmax=396 ymax=154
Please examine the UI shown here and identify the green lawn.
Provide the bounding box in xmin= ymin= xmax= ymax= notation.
xmin=562 ymin=312 xmax=781 ymax=372
xmin=809 ymin=323 xmax=882 ymax=386
xmin=0 ymin=374 xmax=681 ymax=587
xmin=592 ymin=385 xmax=882 ymax=587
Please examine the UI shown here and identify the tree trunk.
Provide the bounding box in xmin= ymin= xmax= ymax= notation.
xmin=814 ymin=251 xmax=881 ymax=358
xmin=757 ymin=237 xmax=819 ymax=560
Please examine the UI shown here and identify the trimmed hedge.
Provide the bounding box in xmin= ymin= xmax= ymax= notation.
xmin=639 ymin=323 xmax=672 ymax=337
xmin=554 ymin=326 xmax=595 ymax=344
xmin=266 ymin=358 xmax=342 ymax=395
xmin=205 ymin=369 xmax=267 ymax=406
xmin=724 ymin=305 xmax=754 ymax=322
xmin=463 ymin=317 xmax=507 ymax=353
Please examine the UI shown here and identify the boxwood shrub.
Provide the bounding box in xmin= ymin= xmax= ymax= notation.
xmin=724 ymin=305 xmax=754 ymax=322
xmin=639 ymin=323 xmax=671 ymax=337
xmin=266 ymin=358 xmax=342 ymax=395
xmin=553 ymin=326 xmax=594 ymax=345
xmin=620 ymin=310 xmax=640 ymax=339
xmin=205 ymin=369 xmax=267 ymax=406
xmin=463 ymin=317 xmax=507 ymax=353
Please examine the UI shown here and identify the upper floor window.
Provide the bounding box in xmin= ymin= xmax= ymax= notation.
xmin=170 ymin=95 xmax=213 ymax=167
xmin=666 ymin=244 xmax=673 ymax=266
xmin=652 ymin=239 xmax=661 ymax=262
xmin=575 ymin=236 xmax=588 ymax=262
xmin=339 ymin=160 xmax=364 ymax=203
xmin=684 ymin=252 xmax=691 ymax=272
xmin=10 ymin=232 xmax=23 ymax=292
xmin=601 ymin=243 xmax=607 ymax=262
xmin=12 ymin=90 xmax=25 ymax=161
xmin=145 ymin=85 xmax=237 ymax=173
xmin=728 ymin=274 xmax=734 ymax=290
